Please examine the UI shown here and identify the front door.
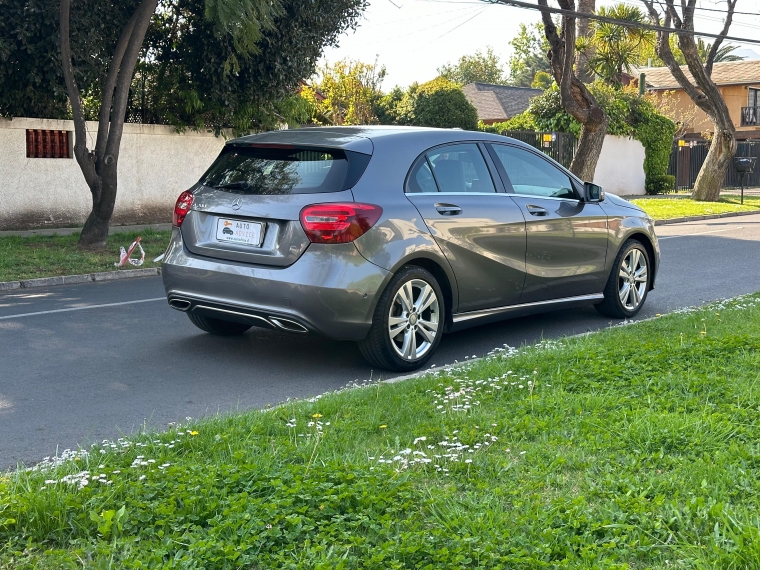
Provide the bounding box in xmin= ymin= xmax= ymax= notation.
xmin=487 ymin=143 xmax=609 ymax=304
xmin=405 ymin=143 xmax=527 ymax=313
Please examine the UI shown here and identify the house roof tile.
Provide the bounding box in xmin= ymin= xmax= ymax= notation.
xmin=635 ymin=60 xmax=760 ymax=89
xmin=462 ymin=82 xmax=542 ymax=122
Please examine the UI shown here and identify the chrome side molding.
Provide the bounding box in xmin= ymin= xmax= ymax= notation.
xmin=452 ymin=294 xmax=605 ymax=324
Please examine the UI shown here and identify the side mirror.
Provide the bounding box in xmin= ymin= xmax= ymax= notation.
xmin=583 ymin=182 xmax=604 ymax=203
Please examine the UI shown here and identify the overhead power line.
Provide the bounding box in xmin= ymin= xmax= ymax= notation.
xmin=484 ymin=0 xmax=760 ymax=46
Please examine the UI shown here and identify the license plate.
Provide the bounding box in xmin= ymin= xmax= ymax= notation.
xmin=216 ymin=218 xmax=264 ymax=246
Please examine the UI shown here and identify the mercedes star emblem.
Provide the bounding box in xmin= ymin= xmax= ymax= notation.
xmin=231 ymin=197 xmax=243 ymax=210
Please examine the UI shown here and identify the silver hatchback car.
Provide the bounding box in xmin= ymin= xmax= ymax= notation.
xmin=163 ymin=126 xmax=659 ymax=371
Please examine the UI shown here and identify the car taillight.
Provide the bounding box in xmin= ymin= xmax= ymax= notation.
xmin=299 ymin=203 xmax=383 ymax=244
xmin=173 ymin=190 xmax=194 ymax=227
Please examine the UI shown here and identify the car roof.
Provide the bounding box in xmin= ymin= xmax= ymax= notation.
xmin=228 ymin=125 xmax=536 ymax=155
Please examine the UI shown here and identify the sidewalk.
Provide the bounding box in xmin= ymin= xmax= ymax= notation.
xmin=0 ymin=223 xmax=172 ymax=238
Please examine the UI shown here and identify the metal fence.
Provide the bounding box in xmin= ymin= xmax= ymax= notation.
xmin=500 ymin=131 xmax=577 ymax=169
xmin=668 ymin=140 xmax=760 ymax=190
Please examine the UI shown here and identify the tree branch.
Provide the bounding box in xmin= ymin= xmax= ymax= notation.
xmin=682 ymin=0 xmax=695 ymax=31
xmin=557 ymin=0 xmax=577 ymax=111
xmin=537 ymin=0 xmax=586 ymax=120
xmin=104 ymin=0 xmax=159 ymax=161
xmin=95 ymin=8 xmax=140 ymax=167
xmin=705 ymin=0 xmax=737 ymax=77
xmin=59 ymin=0 xmax=98 ymax=189
xmin=642 ymin=0 xmax=709 ymax=112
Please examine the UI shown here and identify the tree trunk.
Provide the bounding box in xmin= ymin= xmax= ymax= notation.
xmin=692 ymin=128 xmax=736 ymax=201
xmin=538 ymin=0 xmax=608 ymax=181
xmin=575 ymin=0 xmax=595 ymax=83
xmin=60 ymin=0 xmax=158 ymax=251
xmin=571 ymin=113 xmax=609 ymax=181
xmin=642 ymin=0 xmax=738 ymax=202
xmin=79 ymin=167 xmax=118 ymax=250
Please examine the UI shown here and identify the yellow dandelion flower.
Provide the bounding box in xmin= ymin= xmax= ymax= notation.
xmin=190 ymin=430 xmax=199 ymax=436
xmin=379 ymin=425 xmax=387 ymax=429
xmin=312 ymin=413 xmax=323 ymax=419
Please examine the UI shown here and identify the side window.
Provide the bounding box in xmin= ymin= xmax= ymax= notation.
xmin=427 ymin=144 xmax=496 ymax=193
xmin=491 ymin=144 xmax=577 ymax=199
xmin=406 ymin=156 xmax=439 ymax=193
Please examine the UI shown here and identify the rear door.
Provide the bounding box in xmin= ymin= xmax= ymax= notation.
xmin=405 ymin=143 xmax=527 ymax=313
xmin=182 ymin=144 xmax=370 ymax=267
xmin=486 ymin=143 xmax=608 ymax=304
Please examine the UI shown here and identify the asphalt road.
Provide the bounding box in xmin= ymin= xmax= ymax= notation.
xmin=2 ymin=214 xmax=760 ymax=469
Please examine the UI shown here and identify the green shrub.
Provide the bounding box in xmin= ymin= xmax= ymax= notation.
xmin=397 ymin=77 xmax=478 ymax=130
xmin=645 ymin=174 xmax=676 ymax=195
xmin=478 ymin=111 xmax=537 ymax=134
xmin=528 ymin=82 xmax=676 ymax=181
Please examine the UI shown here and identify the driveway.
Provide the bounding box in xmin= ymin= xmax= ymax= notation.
xmin=2 ymin=214 xmax=760 ymax=469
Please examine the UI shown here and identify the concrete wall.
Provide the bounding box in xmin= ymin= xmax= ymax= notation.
xmin=0 ymin=117 xmax=226 ymax=230
xmin=593 ymin=135 xmax=646 ymax=196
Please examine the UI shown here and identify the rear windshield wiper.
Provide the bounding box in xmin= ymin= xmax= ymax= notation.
xmin=212 ymin=181 xmax=251 ymax=190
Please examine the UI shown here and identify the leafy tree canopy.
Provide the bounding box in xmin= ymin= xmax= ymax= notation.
xmin=437 ymin=46 xmax=506 ymax=86
xmin=507 ymin=23 xmax=551 ymax=87
xmin=0 ymin=0 xmax=367 ymax=132
xmin=140 ymin=0 xmax=367 ymax=133
xmin=395 ymin=77 xmax=478 ymax=130
xmin=301 ymin=58 xmax=386 ymax=126
xmin=0 ymin=0 xmax=139 ymax=119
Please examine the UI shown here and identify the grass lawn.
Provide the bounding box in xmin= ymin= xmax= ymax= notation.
xmin=3 ymin=295 xmax=760 ymax=568
xmin=631 ymin=194 xmax=760 ymax=220
xmin=0 ymin=229 xmax=172 ymax=282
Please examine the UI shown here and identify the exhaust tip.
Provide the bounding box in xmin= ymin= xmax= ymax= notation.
xmin=168 ymin=298 xmax=191 ymax=311
xmin=270 ymin=317 xmax=308 ymax=333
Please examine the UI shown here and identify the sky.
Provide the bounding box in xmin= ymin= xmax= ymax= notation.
xmin=321 ymin=0 xmax=760 ymax=89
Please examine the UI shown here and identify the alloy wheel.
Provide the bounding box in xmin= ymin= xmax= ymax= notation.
xmin=388 ymin=279 xmax=440 ymax=361
xmin=618 ymin=248 xmax=648 ymax=311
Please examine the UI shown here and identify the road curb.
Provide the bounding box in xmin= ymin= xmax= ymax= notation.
xmin=0 ymin=268 xmax=161 ymax=291
xmin=654 ymin=210 xmax=760 ymax=225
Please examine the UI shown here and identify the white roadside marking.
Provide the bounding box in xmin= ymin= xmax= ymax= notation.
xmin=0 ymin=297 xmax=165 ymax=320
xmin=658 ymin=227 xmax=742 ymax=240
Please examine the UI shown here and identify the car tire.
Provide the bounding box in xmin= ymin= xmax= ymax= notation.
xmin=187 ymin=313 xmax=252 ymax=336
xmin=595 ymin=239 xmax=651 ymax=319
xmin=358 ymin=265 xmax=445 ymax=372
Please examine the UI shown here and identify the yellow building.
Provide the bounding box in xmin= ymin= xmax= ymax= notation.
xmin=635 ymin=60 xmax=760 ymax=140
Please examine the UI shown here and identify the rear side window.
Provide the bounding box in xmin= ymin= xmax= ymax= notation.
xmin=201 ymin=146 xmax=370 ymax=195
xmin=405 ymin=143 xmax=496 ymax=194
xmin=407 ymin=158 xmax=438 ymax=193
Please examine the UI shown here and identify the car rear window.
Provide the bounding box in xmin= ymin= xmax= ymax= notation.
xmin=201 ymin=146 xmax=370 ymax=195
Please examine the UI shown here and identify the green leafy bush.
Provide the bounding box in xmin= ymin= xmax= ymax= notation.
xmin=645 ymin=174 xmax=676 ymax=195
xmin=528 ymin=82 xmax=676 ymax=184
xmin=396 ymin=77 xmax=478 ymax=130
xmin=477 ymin=111 xmax=537 ymax=134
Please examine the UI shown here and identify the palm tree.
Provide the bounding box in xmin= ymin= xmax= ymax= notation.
xmin=697 ymin=39 xmax=744 ymax=63
xmin=583 ymin=3 xmax=654 ymax=87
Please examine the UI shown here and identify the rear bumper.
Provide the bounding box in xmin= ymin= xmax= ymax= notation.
xmin=162 ymin=229 xmax=390 ymax=340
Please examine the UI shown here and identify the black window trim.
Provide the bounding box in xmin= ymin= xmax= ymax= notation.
xmin=484 ymin=142 xmax=583 ymax=202
xmin=404 ymin=141 xmax=504 ymax=195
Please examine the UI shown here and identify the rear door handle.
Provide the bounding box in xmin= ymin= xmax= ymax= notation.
xmin=526 ymin=204 xmax=548 ymax=216
xmin=435 ymin=203 xmax=462 ymax=216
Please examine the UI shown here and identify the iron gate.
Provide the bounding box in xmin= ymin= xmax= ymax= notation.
xmin=499 ymin=131 xmax=577 ymax=169
xmin=668 ymin=140 xmax=760 ymax=190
